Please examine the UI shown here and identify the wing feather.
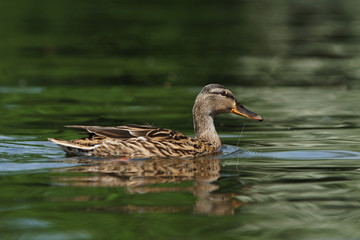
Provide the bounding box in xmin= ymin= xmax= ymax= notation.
xmin=65 ymin=124 xmax=186 ymax=141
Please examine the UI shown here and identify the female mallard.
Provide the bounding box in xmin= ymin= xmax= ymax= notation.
xmin=49 ymin=84 xmax=263 ymax=158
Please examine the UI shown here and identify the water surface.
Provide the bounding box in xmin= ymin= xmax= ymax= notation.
xmin=1 ymin=85 xmax=360 ymax=240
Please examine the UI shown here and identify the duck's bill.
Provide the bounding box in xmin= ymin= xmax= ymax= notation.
xmin=230 ymin=103 xmax=263 ymax=121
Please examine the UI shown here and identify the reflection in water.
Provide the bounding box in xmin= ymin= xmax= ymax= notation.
xmin=55 ymin=156 xmax=242 ymax=215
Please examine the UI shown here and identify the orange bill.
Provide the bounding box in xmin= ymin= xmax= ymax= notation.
xmin=230 ymin=102 xmax=263 ymax=121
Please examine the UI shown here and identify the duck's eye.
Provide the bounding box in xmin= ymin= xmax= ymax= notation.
xmin=220 ymin=91 xmax=226 ymax=96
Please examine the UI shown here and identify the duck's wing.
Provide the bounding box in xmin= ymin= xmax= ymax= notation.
xmin=65 ymin=124 xmax=189 ymax=141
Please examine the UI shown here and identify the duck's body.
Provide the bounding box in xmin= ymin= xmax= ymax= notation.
xmin=49 ymin=124 xmax=217 ymax=158
xmin=49 ymin=84 xmax=263 ymax=158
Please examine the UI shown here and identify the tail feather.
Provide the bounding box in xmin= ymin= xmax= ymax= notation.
xmin=48 ymin=138 xmax=97 ymax=156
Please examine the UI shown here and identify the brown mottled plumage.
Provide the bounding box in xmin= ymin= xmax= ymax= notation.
xmin=49 ymin=84 xmax=263 ymax=158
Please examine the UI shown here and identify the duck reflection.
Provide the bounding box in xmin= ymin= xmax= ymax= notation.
xmin=55 ymin=155 xmax=243 ymax=215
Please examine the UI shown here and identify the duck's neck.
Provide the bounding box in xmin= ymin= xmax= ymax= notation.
xmin=192 ymin=105 xmax=221 ymax=150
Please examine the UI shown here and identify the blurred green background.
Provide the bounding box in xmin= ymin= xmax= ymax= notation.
xmin=1 ymin=0 xmax=359 ymax=87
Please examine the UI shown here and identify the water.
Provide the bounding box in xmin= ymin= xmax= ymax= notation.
xmin=1 ymin=85 xmax=360 ymax=240
xmin=2 ymin=0 xmax=360 ymax=239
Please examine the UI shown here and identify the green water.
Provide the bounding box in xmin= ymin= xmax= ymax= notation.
xmin=1 ymin=86 xmax=360 ymax=240
xmin=1 ymin=1 xmax=360 ymax=240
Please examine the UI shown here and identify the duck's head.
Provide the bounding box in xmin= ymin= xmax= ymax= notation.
xmin=193 ymin=84 xmax=263 ymax=121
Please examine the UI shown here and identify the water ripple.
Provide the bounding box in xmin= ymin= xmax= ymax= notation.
xmin=0 ymin=162 xmax=79 ymax=173
xmin=0 ymin=87 xmax=43 ymax=94
xmin=222 ymin=145 xmax=360 ymax=161
xmin=261 ymin=150 xmax=360 ymax=160
xmin=221 ymin=145 xmax=263 ymax=158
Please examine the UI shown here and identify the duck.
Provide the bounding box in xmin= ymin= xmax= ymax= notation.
xmin=49 ymin=84 xmax=263 ymax=158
